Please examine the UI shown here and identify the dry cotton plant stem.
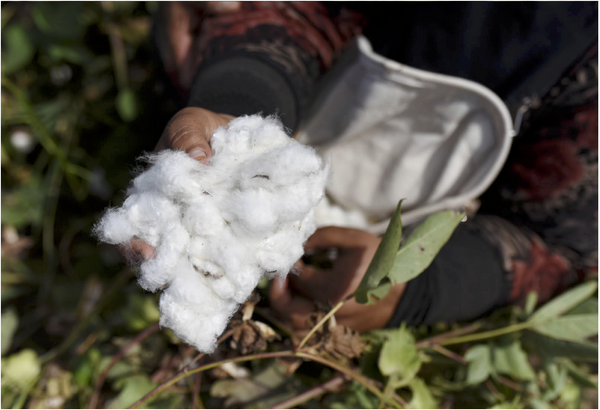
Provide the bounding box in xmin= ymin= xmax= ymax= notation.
xmin=192 ymin=373 xmax=203 ymax=409
xmin=296 ymin=297 xmax=349 ymax=350
xmin=130 ymin=347 xmax=397 ymax=409
xmin=128 ymin=350 xmax=294 ymax=409
xmin=271 ymin=374 xmax=347 ymax=409
xmin=295 ymin=351 xmax=405 ymax=409
xmin=415 ymin=323 xmax=482 ymax=348
xmin=88 ymin=323 xmax=161 ymax=409
xmin=431 ymin=345 xmax=468 ymax=365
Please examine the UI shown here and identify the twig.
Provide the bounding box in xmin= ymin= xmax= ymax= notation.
xmin=192 ymin=373 xmax=203 ymax=409
xmin=129 ymin=350 xmax=294 ymax=409
xmin=128 ymin=328 xmax=234 ymax=409
xmin=415 ymin=323 xmax=482 ymax=348
xmin=486 ymin=380 xmax=504 ymax=402
xmin=431 ymin=345 xmax=467 ymax=365
xmin=271 ymin=374 xmax=347 ymax=409
xmin=88 ymin=323 xmax=161 ymax=409
xmin=296 ymin=297 xmax=348 ymax=350
xmin=295 ymin=352 xmax=404 ymax=409
xmin=496 ymin=376 xmax=524 ymax=392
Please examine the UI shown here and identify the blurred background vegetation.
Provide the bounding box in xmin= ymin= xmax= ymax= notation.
xmin=1 ymin=2 xmax=598 ymax=409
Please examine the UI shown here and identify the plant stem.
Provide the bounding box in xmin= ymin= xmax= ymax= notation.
xmin=128 ymin=350 xmax=294 ymax=409
xmin=438 ymin=322 xmax=532 ymax=347
xmin=295 ymin=352 xmax=404 ymax=409
xmin=192 ymin=373 xmax=203 ymax=409
xmin=88 ymin=323 xmax=161 ymax=409
xmin=271 ymin=374 xmax=347 ymax=409
xmin=297 ymin=299 xmax=346 ymax=350
xmin=415 ymin=323 xmax=482 ymax=348
xmin=431 ymin=345 xmax=467 ymax=365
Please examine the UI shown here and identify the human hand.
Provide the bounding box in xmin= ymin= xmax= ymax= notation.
xmin=269 ymin=227 xmax=406 ymax=333
xmin=122 ymin=107 xmax=235 ymax=261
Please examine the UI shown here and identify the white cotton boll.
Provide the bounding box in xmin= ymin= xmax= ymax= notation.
xmin=95 ymin=115 xmax=329 ymax=353
xmin=94 ymin=208 xmax=134 ymax=244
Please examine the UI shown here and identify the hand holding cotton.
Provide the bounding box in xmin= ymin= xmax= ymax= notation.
xmin=94 ymin=115 xmax=330 ymax=353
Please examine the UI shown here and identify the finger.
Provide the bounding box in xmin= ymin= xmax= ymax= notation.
xmin=304 ymin=226 xmax=378 ymax=250
xmin=130 ymin=238 xmax=156 ymax=260
xmin=269 ymin=277 xmax=316 ymax=331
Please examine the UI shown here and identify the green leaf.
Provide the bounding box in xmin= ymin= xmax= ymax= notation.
xmin=32 ymin=2 xmax=88 ymax=40
xmin=74 ymin=347 xmax=101 ymax=387
xmin=116 ymin=88 xmax=139 ymax=122
xmin=558 ymin=358 xmax=598 ymax=389
xmin=110 ymin=374 xmax=157 ymax=409
xmin=492 ymin=340 xmax=536 ymax=381
xmin=408 ymin=378 xmax=438 ymax=409
xmin=566 ymin=297 xmax=598 ymax=316
xmin=524 ymin=292 xmax=538 ymax=317
xmin=529 ymin=281 xmax=597 ymax=323
xmin=1 ymin=349 xmax=41 ymax=390
xmin=378 ymin=325 xmax=421 ymax=386
xmin=532 ymin=314 xmax=598 ymax=343
xmin=1 ymin=307 xmax=18 ymax=356
xmin=465 ymin=345 xmax=492 ymax=385
xmin=541 ymin=358 xmax=567 ymax=401
xmin=388 ymin=210 xmax=464 ymax=285
xmin=355 ymin=200 xmax=404 ymax=304
xmin=210 ymin=361 xmax=303 ymax=408
xmin=1 ymin=24 xmax=35 ymax=75
xmin=528 ymin=398 xmax=554 ymax=409
xmin=522 ymin=330 xmax=598 ymax=362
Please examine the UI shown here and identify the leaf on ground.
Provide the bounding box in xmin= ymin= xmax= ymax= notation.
xmin=1 ymin=349 xmax=41 ymax=389
xmin=529 ymin=281 xmax=597 ymax=323
xmin=465 ymin=344 xmax=492 ymax=385
xmin=210 ymin=361 xmax=304 ymax=408
xmin=492 ymin=340 xmax=536 ymax=381
xmin=532 ymin=314 xmax=598 ymax=343
xmin=378 ymin=325 xmax=421 ymax=386
xmin=388 ymin=210 xmax=464 ymax=285
xmin=408 ymin=377 xmax=438 ymax=409
xmin=1 ymin=307 xmax=18 ymax=355
xmin=355 ymin=200 xmax=403 ymax=304
xmin=109 ymin=374 xmax=156 ymax=409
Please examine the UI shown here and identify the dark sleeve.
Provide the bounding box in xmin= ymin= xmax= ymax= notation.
xmin=388 ymin=222 xmax=511 ymax=327
xmin=187 ymin=50 xmax=308 ymax=133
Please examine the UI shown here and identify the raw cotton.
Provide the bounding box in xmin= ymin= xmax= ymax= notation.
xmin=95 ymin=115 xmax=330 ymax=353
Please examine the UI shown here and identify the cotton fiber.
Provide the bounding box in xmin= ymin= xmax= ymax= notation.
xmin=94 ymin=116 xmax=329 ymax=352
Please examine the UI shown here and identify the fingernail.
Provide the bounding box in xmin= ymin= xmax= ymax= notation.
xmin=188 ymin=148 xmax=207 ymax=163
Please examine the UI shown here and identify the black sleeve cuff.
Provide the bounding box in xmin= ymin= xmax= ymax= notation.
xmin=388 ymin=223 xmax=512 ymax=328
xmin=187 ymin=52 xmax=304 ymax=133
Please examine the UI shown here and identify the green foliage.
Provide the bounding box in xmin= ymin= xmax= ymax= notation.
xmin=378 ymin=325 xmax=421 ymax=386
xmin=465 ymin=345 xmax=492 ymax=385
xmin=355 ymin=200 xmax=403 ymax=304
xmin=1 ymin=3 xmax=597 ymax=409
xmin=1 ymin=307 xmax=18 ymax=355
xmin=356 ymin=201 xmax=464 ymax=304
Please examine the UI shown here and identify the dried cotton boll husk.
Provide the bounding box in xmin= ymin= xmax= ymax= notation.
xmin=94 ymin=115 xmax=329 ymax=353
